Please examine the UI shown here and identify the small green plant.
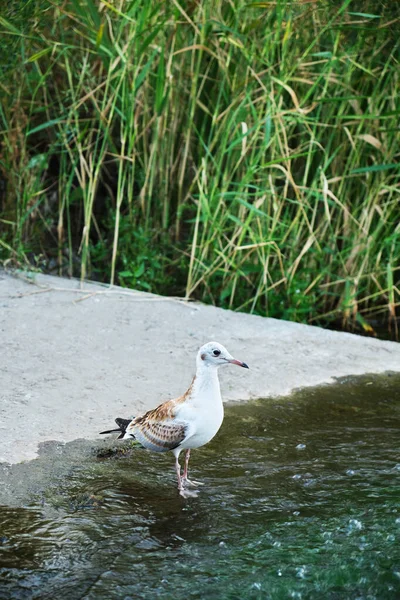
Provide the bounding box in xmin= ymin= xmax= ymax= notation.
xmin=90 ymin=215 xmax=184 ymax=294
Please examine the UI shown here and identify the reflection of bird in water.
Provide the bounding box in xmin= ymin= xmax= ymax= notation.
xmin=100 ymin=341 xmax=249 ymax=497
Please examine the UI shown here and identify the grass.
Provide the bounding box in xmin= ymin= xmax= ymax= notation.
xmin=0 ymin=0 xmax=399 ymax=337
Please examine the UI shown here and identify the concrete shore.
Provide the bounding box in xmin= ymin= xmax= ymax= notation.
xmin=1 ymin=270 xmax=400 ymax=464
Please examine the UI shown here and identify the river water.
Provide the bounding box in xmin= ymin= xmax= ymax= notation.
xmin=1 ymin=374 xmax=399 ymax=599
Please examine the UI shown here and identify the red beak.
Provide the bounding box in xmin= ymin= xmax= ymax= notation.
xmin=229 ymin=358 xmax=249 ymax=369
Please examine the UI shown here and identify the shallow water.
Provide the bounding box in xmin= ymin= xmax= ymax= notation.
xmin=1 ymin=375 xmax=400 ymax=599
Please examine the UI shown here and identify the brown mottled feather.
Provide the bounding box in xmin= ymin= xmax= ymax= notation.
xmin=126 ymin=377 xmax=196 ymax=451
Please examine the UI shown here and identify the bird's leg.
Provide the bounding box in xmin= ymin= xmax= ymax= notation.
xmin=176 ymin=453 xmax=198 ymax=498
xmin=175 ymin=454 xmax=183 ymax=492
xmin=182 ymin=449 xmax=204 ymax=488
xmin=183 ymin=448 xmax=190 ymax=480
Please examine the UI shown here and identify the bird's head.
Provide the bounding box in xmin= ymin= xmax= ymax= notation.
xmin=196 ymin=341 xmax=249 ymax=370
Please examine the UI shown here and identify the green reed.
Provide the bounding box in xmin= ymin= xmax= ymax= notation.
xmin=0 ymin=0 xmax=399 ymax=334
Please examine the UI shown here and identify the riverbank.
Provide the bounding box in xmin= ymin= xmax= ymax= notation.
xmin=1 ymin=270 xmax=400 ymax=464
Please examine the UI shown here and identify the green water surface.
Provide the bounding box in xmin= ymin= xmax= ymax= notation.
xmin=1 ymin=375 xmax=399 ymax=599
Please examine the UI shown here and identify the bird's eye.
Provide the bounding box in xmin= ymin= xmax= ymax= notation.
xmin=213 ymin=349 xmax=221 ymax=357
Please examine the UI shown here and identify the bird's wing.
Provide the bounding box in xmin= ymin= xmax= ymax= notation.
xmin=126 ymin=398 xmax=189 ymax=452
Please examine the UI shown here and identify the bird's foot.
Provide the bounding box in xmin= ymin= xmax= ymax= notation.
xmin=179 ymin=487 xmax=200 ymax=499
xmin=182 ymin=477 xmax=204 ymax=488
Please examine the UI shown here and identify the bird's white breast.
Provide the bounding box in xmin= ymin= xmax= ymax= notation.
xmin=177 ymin=370 xmax=224 ymax=449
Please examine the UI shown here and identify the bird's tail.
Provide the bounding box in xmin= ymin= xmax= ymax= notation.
xmin=99 ymin=418 xmax=132 ymax=439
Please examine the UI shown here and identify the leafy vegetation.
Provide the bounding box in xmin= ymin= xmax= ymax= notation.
xmin=0 ymin=0 xmax=399 ymax=336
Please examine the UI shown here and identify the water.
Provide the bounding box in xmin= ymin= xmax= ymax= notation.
xmin=1 ymin=375 xmax=399 ymax=599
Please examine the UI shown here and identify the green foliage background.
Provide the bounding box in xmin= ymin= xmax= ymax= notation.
xmin=0 ymin=0 xmax=399 ymax=334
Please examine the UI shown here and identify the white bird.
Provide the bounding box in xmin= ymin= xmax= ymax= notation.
xmin=100 ymin=341 xmax=249 ymax=497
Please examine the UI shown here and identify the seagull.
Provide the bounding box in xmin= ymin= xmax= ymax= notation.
xmin=100 ymin=341 xmax=249 ymax=497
